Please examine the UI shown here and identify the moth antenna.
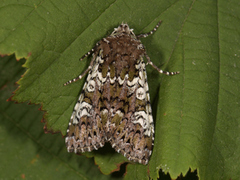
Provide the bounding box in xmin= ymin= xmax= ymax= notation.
xmin=137 ymin=21 xmax=162 ymax=38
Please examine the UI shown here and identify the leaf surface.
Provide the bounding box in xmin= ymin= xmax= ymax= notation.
xmin=0 ymin=0 xmax=240 ymax=179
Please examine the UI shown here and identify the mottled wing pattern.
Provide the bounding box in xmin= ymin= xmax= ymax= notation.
xmin=97 ymin=34 xmax=154 ymax=165
xmin=113 ymin=58 xmax=154 ymax=165
xmin=65 ymin=22 xmax=179 ymax=165
xmin=65 ymin=55 xmax=106 ymax=153
xmin=105 ymin=59 xmax=153 ymax=165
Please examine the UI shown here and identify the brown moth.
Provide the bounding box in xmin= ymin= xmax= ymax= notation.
xmin=64 ymin=21 xmax=179 ymax=165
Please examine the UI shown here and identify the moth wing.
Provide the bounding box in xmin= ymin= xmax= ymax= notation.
xmin=108 ymin=59 xmax=154 ymax=165
xmin=65 ymin=56 xmax=106 ymax=153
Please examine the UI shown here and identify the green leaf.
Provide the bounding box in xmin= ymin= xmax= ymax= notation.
xmin=124 ymin=164 xmax=149 ymax=180
xmin=0 ymin=55 xmax=121 ymax=179
xmin=0 ymin=0 xmax=240 ymax=179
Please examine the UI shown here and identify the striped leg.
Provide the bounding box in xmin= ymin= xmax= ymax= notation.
xmin=64 ymin=64 xmax=92 ymax=86
xmin=145 ymin=54 xmax=180 ymax=75
xmin=79 ymin=42 xmax=100 ymax=61
xmin=64 ymin=43 xmax=100 ymax=86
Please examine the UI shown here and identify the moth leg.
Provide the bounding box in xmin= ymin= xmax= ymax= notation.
xmin=145 ymin=54 xmax=180 ymax=75
xmin=79 ymin=42 xmax=100 ymax=61
xmin=64 ymin=64 xmax=92 ymax=86
xmin=137 ymin=21 xmax=162 ymax=38
xmin=64 ymin=43 xmax=101 ymax=86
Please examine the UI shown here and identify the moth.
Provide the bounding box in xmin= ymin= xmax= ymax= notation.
xmin=64 ymin=21 xmax=179 ymax=165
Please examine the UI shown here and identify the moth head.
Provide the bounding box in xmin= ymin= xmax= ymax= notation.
xmin=111 ymin=23 xmax=136 ymax=38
